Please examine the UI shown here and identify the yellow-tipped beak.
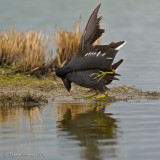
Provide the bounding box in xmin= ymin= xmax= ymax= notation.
xmin=68 ymin=91 xmax=70 ymax=95
xmin=112 ymin=69 xmax=115 ymax=73
xmin=105 ymin=91 xmax=108 ymax=95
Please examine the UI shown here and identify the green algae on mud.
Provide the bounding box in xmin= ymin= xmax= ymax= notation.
xmin=0 ymin=73 xmax=57 ymax=106
xmin=0 ymin=74 xmax=160 ymax=106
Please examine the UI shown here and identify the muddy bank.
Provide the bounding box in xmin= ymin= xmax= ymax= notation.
xmin=0 ymin=74 xmax=160 ymax=106
xmin=52 ymin=82 xmax=160 ymax=102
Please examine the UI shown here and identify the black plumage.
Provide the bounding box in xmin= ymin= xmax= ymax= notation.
xmin=62 ymin=59 xmax=123 ymax=93
xmin=56 ymin=3 xmax=126 ymax=95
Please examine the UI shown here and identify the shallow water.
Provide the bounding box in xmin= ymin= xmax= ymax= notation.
xmin=0 ymin=100 xmax=160 ymax=160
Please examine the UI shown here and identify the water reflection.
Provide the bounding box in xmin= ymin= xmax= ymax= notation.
xmin=57 ymin=102 xmax=120 ymax=160
xmin=0 ymin=103 xmax=121 ymax=159
xmin=0 ymin=105 xmax=43 ymax=132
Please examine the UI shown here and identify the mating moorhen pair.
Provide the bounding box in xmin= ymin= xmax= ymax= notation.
xmin=56 ymin=3 xmax=126 ymax=99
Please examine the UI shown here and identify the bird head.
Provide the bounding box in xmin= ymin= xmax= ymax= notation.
xmin=62 ymin=78 xmax=71 ymax=95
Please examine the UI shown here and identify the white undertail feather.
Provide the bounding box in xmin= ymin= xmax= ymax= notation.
xmin=115 ymin=41 xmax=127 ymax=51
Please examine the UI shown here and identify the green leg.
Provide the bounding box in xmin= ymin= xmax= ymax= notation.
xmin=93 ymin=70 xmax=115 ymax=83
xmin=91 ymin=91 xmax=108 ymax=100
xmin=85 ymin=90 xmax=99 ymax=99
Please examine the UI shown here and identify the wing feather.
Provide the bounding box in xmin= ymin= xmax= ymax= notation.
xmin=79 ymin=3 xmax=105 ymax=52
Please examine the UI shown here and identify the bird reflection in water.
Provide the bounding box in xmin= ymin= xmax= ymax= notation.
xmin=57 ymin=102 xmax=120 ymax=160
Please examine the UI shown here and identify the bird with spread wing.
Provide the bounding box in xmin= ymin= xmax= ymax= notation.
xmin=56 ymin=3 xmax=126 ymax=99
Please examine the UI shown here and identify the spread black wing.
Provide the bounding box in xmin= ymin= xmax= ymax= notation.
xmin=68 ymin=41 xmax=125 ymax=71
xmin=66 ymin=2 xmax=125 ymax=72
xmin=78 ymin=3 xmax=105 ymax=53
xmin=55 ymin=4 xmax=126 ymax=78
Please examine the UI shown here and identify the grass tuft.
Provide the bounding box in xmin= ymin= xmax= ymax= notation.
xmin=0 ymin=27 xmax=54 ymax=76
xmin=0 ymin=17 xmax=101 ymax=75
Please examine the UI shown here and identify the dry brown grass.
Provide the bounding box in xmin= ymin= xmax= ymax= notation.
xmin=0 ymin=17 xmax=101 ymax=75
xmin=52 ymin=17 xmax=100 ymax=67
xmin=0 ymin=27 xmax=54 ymax=75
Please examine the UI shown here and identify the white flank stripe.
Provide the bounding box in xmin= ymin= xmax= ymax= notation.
xmin=115 ymin=41 xmax=127 ymax=51
xmin=96 ymin=51 xmax=101 ymax=56
xmin=102 ymin=53 xmax=106 ymax=56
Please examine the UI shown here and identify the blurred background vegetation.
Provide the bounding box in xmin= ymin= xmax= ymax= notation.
xmin=0 ymin=19 xmax=91 ymax=76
